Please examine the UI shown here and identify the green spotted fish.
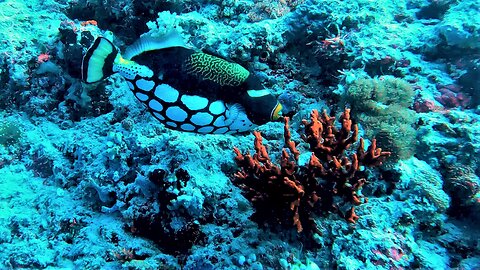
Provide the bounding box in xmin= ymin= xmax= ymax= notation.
xmin=81 ymin=31 xmax=283 ymax=134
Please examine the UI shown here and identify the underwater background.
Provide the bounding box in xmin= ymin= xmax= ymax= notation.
xmin=0 ymin=0 xmax=479 ymax=269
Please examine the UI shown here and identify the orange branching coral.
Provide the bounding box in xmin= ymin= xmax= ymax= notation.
xmin=81 ymin=20 xmax=98 ymax=26
xmin=232 ymin=108 xmax=391 ymax=237
xmin=234 ymin=131 xmax=308 ymax=232
xmin=301 ymin=108 xmax=359 ymax=159
xmin=284 ymin=117 xmax=300 ymax=161
xmin=346 ymin=207 xmax=359 ymax=223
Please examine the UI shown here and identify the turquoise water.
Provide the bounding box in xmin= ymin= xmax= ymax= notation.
xmin=0 ymin=0 xmax=479 ymax=269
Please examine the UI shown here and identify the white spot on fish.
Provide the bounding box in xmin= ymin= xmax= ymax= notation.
xmin=154 ymin=84 xmax=179 ymax=103
xmin=153 ymin=112 xmax=165 ymax=121
xmin=181 ymin=95 xmax=208 ymax=110
xmin=247 ymin=89 xmax=271 ymax=97
xmin=214 ymin=127 xmax=229 ymax=134
xmin=209 ymin=101 xmax=226 ymax=115
xmin=138 ymin=65 xmax=154 ymax=78
xmin=166 ymin=106 xmax=188 ymax=122
xmin=180 ymin=124 xmax=195 ymax=131
xmin=213 ymin=115 xmax=227 ymax=127
xmin=191 ymin=112 xmax=214 ymax=126
xmin=148 ymin=99 xmax=163 ymax=111
xmin=166 ymin=121 xmax=177 ymax=128
xmin=136 ymin=79 xmax=155 ymax=91
xmin=198 ymin=126 xmax=214 ymax=133
xmin=126 ymin=81 xmax=135 ymax=90
xmin=135 ymin=92 xmax=149 ymax=102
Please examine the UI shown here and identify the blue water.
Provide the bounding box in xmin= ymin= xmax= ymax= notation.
xmin=0 ymin=0 xmax=479 ymax=269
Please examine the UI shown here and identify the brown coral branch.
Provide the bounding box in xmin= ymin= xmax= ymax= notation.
xmin=302 ymin=108 xmax=359 ymax=159
xmin=284 ymin=117 xmax=300 ymax=161
xmin=346 ymin=207 xmax=359 ymax=223
xmin=281 ymin=149 xmax=296 ymax=176
xmin=232 ymin=108 xmax=391 ymax=237
xmin=357 ymin=138 xmax=391 ymax=166
xmin=253 ymin=131 xmax=270 ymax=163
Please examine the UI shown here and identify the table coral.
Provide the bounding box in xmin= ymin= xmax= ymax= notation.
xmin=232 ymin=108 xmax=390 ymax=237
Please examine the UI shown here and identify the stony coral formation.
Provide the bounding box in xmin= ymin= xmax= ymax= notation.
xmin=442 ymin=163 xmax=480 ymax=219
xmin=232 ymin=108 xmax=390 ymax=237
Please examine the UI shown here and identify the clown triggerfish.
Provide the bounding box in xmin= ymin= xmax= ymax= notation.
xmin=81 ymin=31 xmax=283 ymax=134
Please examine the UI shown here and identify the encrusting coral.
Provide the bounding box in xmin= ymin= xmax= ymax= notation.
xmin=232 ymin=108 xmax=391 ymax=236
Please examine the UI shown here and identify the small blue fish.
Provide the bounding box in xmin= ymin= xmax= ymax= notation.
xmin=81 ymin=32 xmax=283 ymax=134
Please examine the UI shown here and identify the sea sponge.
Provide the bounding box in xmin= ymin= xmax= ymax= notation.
xmin=344 ymin=76 xmax=416 ymax=163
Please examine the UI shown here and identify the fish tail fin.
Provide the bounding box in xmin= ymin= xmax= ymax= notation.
xmin=81 ymin=37 xmax=119 ymax=84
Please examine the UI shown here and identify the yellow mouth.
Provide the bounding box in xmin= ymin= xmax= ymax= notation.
xmin=271 ymin=102 xmax=283 ymax=121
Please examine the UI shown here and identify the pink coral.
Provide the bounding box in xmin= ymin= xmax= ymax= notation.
xmin=435 ymin=84 xmax=471 ymax=108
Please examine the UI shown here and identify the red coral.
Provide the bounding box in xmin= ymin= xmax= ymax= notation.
xmin=232 ymin=109 xmax=391 ymax=236
xmin=413 ymin=98 xmax=442 ymax=113
xmin=435 ymin=84 xmax=472 ymax=108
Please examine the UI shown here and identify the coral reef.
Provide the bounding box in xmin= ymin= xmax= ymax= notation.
xmin=0 ymin=118 xmax=22 ymax=146
xmin=434 ymin=83 xmax=472 ymax=109
xmin=457 ymin=60 xmax=480 ymax=107
xmin=232 ymin=109 xmax=390 ymax=239
xmin=442 ymin=162 xmax=480 ymax=220
xmin=1 ymin=0 xmax=479 ymax=269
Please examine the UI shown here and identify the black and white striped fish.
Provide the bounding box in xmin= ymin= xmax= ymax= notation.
xmin=81 ymin=31 xmax=283 ymax=134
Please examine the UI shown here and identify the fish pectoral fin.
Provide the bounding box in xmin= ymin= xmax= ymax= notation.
xmin=224 ymin=103 xmax=245 ymax=125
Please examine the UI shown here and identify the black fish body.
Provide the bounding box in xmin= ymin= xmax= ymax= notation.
xmin=82 ymin=33 xmax=283 ymax=134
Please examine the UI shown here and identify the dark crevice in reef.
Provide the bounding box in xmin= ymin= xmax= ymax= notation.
xmin=131 ymin=215 xmax=205 ymax=260
xmin=125 ymin=168 xmax=206 ymax=261
xmin=416 ymin=0 xmax=457 ymax=20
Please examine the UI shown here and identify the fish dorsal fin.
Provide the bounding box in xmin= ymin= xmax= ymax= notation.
xmin=124 ymin=30 xmax=189 ymax=60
